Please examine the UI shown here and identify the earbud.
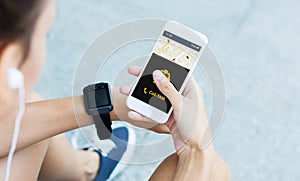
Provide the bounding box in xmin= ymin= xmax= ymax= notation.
xmin=7 ymin=67 xmax=24 ymax=89
xmin=4 ymin=67 xmax=25 ymax=181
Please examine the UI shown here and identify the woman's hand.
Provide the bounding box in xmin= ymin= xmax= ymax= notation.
xmin=110 ymin=70 xmax=170 ymax=133
xmin=120 ymin=66 xmax=212 ymax=155
xmin=120 ymin=66 xmax=231 ymax=180
xmin=153 ymin=70 xmax=211 ymax=154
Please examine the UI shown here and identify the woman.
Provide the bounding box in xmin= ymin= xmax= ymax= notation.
xmin=0 ymin=0 xmax=230 ymax=180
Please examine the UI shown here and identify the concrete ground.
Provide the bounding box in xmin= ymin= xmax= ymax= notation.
xmin=36 ymin=0 xmax=300 ymax=180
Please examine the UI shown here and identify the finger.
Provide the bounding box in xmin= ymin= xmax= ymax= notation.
xmin=149 ymin=124 xmax=170 ymax=134
xmin=165 ymin=115 xmax=174 ymax=128
xmin=128 ymin=111 xmax=159 ymax=128
xmin=128 ymin=111 xmax=156 ymax=123
xmin=183 ymin=77 xmax=195 ymax=95
xmin=183 ymin=77 xmax=202 ymax=97
xmin=152 ymin=70 xmax=181 ymax=112
xmin=119 ymin=86 xmax=131 ymax=95
xmin=165 ymin=117 xmax=176 ymax=132
xmin=128 ymin=66 xmax=142 ymax=76
xmin=190 ymin=77 xmax=203 ymax=94
xmin=128 ymin=111 xmax=144 ymax=120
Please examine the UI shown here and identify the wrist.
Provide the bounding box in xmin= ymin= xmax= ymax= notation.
xmin=109 ymin=86 xmax=119 ymax=121
xmin=109 ymin=86 xmax=129 ymax=121
xmin=177 ymin=139 xmax=215 ymax=156
xmin=178 ymin=147 xmax=205 ymax=159
xmin=72 ymin=95 xmax=94 ymax=127
xmin=178 ymin=147 xmax=216 ymax=170
xmin=174 ymin=147 xmax=215 ymax=181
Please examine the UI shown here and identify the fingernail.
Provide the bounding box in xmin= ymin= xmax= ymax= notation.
xmin=153 ymin=70 xmax=164 ymax=81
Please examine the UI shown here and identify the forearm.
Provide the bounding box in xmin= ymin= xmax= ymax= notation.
xmin=210 ymin=152 xmax=231 ymax=181
xmin=0 ymin=96 xmax=95 ymax=157
xmin=0 ymin=86 xmax=168 ymax=157
xmin=149 ymin=153 xmax=178 ymax=181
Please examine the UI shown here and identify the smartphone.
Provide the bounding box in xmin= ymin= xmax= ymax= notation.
xmin=126 ymin=21 xmax=208 ymax=123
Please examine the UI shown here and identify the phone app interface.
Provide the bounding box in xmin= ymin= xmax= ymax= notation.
xmin=132 ymin=31 xmax=201 ymax=113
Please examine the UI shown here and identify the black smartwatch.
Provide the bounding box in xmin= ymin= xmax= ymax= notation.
xmin=83 ymin=82 xmax=113 ymax=140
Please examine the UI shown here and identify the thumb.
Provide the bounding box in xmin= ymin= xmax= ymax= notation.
xmin=153 ymin=70 xmax=181 ymax=113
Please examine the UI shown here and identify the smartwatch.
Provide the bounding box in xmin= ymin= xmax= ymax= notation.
xmin=83 ymin=82 xmax=113 ymax=140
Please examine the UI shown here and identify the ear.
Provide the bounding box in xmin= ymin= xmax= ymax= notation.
xmin=0 ymin=43 xmax=23 ymax=102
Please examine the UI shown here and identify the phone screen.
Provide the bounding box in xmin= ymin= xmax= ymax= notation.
xmin=132 ymin=31 xmax=201 ymax=113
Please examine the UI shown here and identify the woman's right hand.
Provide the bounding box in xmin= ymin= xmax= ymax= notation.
xmin=120 ymin=66 xmax=212 ymax=155
xmin=152 ymin=70 xmax=211 ymax=154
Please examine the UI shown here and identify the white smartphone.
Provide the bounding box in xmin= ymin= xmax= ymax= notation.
xmin=126 ymin=21 xmax=208 ymax=123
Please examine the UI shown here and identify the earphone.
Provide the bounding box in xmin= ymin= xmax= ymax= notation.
xmin=7 ymin=67 xmax=24 ymax=89
xmin=4 ymin=67 xmax=25 ymax=181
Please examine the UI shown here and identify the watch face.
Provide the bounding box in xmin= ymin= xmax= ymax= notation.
xmin=84 ymin=83 xmax=112 ymax=110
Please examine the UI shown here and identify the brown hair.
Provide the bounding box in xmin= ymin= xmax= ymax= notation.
xmin=0 ymin=0 xmax=44 ymax=64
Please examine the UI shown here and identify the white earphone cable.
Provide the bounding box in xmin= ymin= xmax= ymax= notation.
xmin=4 ymin=83 xmax=25 ymax=181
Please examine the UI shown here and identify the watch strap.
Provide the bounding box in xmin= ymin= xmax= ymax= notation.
xmin=92 ymin=112 xmax=112 ymax=140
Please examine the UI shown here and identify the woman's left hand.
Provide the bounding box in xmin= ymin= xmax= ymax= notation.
xmin=110 ymin=74 xmax=170 ymax=133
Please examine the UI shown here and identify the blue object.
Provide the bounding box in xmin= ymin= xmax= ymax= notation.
xmin=93 ymin=127 xmax=129 ymax=181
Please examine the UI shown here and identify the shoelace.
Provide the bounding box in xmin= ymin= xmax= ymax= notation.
xmin=71 ymin=126 xmax=116 ymax=156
